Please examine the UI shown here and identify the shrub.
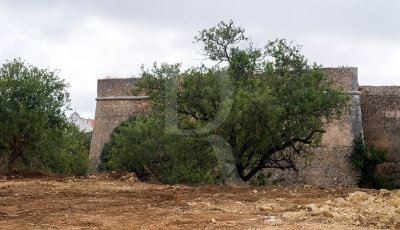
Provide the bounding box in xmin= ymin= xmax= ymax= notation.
xmin=100 ymin=114 xmax=223 ymax=185
xmin=350 ymin=135 xmax=397 ymax=189
xmin=34 ymin=124 xmax=91 ymax=176
xmin=0 ymin=124 xmax=91 ymax=176
xmin=250 ymin=172 xmax=267 ymax=186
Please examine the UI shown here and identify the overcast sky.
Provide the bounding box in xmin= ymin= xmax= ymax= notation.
xmin=1 ymin=0 xmax=400 ymax=118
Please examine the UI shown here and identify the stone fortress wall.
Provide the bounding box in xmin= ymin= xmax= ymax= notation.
xmin=89 ymin=69 xmax=400 ymax=186
xmin=89 ymin=78 xmax=149 ymax=168
xmin=360 ymin=86 xmax=400 ymax=182
xmin=270 ymin=68 xmax=362 ymax=186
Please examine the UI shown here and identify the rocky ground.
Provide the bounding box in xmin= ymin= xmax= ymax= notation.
xmin=0 ymin=171 xmax=399 ymax=229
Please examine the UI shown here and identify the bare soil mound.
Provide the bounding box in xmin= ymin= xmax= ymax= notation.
xmin=0 ymin=176 xmax=398 ymax=229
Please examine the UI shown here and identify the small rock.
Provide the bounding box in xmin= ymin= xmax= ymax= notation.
xmin=325 ymin=200 xmax=332 ymax=205
xmin=120 ymin=176 xmax=127 ymax=181
xmin=322 ymin=210 xmax=334 ymax=218
xmin=235 ymin=201 xmax=244 ymax=205
xmin=264 ymin=216 xmax=282 ymax=223
xmin=260 ymin=206 xmax=272 ymax=211
xmin=379 ymin=217 xmax=389 ymax=223
xmin=306 ymin=204 xmax=317 ymax=212
xmin=202 ymin=202 xmax=211 ymax=207
xmin=396 ymin=190 xmax=400 ymax=197
xmin=127 ymin=177 xmax=136 ymax=183
xmin=380 ymin=189 xmax=390 ymax=197
xmin=347 ymin=191 xmax=369 ymax=202
xmin=126 ymin=172 xmax=137 ymax=178
xmin=253 ymin=189 xmax=258 ymax=194
xmin=304 ymin=185 xmax=312 ymax=189
xmin=336 ymin=198 xmax=347 ymax=206
xmin=211 ymin=218 xmax=217 ymax=224
xmin=375 ymin=198 xmax=384 ymax=205
xmin=387 ymin=198 xmax=400 ymax=207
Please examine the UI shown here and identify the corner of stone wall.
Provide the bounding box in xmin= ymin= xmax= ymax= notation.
xmin=89 ymin=77 xmax=149 ymax=171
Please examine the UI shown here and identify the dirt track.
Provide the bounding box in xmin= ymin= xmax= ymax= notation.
xmin=0 ymin=174 xmax=399 ymax=230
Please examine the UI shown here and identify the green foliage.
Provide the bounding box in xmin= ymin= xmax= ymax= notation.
xmin=37 ymin=124 xmax=91 ymax=176
xmin=372 ymin=174 xmax=397 ymax=190
xmin=350 ymin=135 xmax=397 ymax=190
xmin=61 ymin=125 xmax=91 ymax=176
xmin=133 ymin=21 xmax=350 ymax=182
xmin=100 ymin=116 xmax=138 ymax=171
xmin=0 ymin=58 xmax=70 ymax=166
xmin=0 ymin=59 xmax=90 ymax=175
xmin=250 ymin=172 xmax=267 ymax=186
xmin=194 ymin=20 xmax=248 ymax=63
xmin=100 ymin=114 xmax=223 ymax=185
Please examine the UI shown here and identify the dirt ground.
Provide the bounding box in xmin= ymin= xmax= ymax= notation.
xmin=0 ymin=172 xmax=399 ymax=230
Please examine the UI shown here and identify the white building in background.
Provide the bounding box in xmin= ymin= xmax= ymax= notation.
xmin=68 ymin=112 xmax=94 ymax=133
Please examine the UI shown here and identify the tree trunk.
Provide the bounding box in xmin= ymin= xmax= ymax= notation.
xmin=7 ymin=137 xmax=26 ymax=166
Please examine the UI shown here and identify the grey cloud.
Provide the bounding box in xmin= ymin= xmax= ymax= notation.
xmin=9 ymin=1 xmax=400 ymax=36
xmin=4 ymin=0 xmax=400 ymax=40
xmin=1 ymin=0 xmax=400 ymax=117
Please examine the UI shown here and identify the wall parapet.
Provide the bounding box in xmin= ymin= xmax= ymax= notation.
xmin=96 ymin=96 xmax=149 ymax=101
xmin=360 ymin=86 xmax=400 ymax=96
xmin=348 ymin=91 xmax=361 ymax=95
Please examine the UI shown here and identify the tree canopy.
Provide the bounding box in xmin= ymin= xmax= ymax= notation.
xmin=0 ymin=59 xmax=90 ymax=174
xmin=110 ymin=21 xmax=351 ymax=182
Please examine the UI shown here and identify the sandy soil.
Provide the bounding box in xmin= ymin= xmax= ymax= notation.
xmin=0 ymin=172 xmax=399 ymax=230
